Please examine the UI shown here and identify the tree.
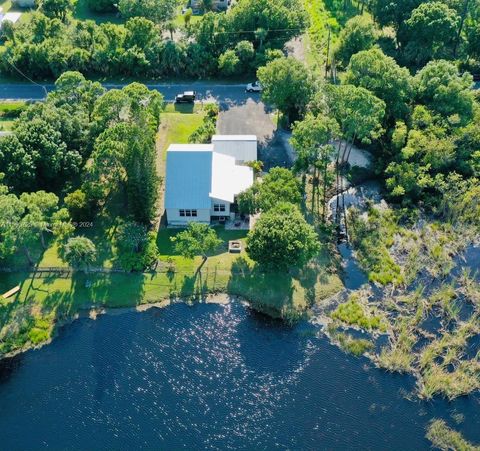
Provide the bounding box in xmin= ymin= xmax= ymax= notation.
xmin=13 ymin=116 xmax=82 ymax=190
xmin=291 ymin=114 xmax=338 ymax=220
xmin=403 ymin=2 xmax=460 ymax=67
xmin=20 ymin=190 xmax=59 ymax=249
xmin=218 ymin=50 xmax=240 ymax=76
xmin=125 ymin=17 xmax=159 ymax=51
xmin=237 ymin=167 xmax=302 ymax=214
xmin=371 ymin=0 xmax=423 ymax=30
xmin=0 ymin=186 xmax=25 ymax=261
xmin=0 ymin=135 xmax=36 ymax=191
xmin=257 ymin=57 xmax=314 ymax=124
xmin=51 ymin=71 xmax=105 ymax=122
xmin=64 ymin=189 xmax=89 ymax=221
xmin=38 ymin=0 xmax=76 ymax=21
xmin=118 ymin=0 xmax=178 ymax=23
xmin=183 ymin=8 xmax=193 ymax=28
xmin=235 ymin=40 xmax=255 ymax=67
xmin=345 ymin=48 xmax=414 ymax=121
xmin=335 ymin=15 xmax=378 ymax=68
xmin=115 ymin=221 xmax=158 ymax=271
xmin=414 ymin=60 xmax=475 ymax=125
xmin=247 ymin=203 xmax=320 ymax=269
xmin=64 ymin=236 xmax=97 ymax=272
xmin=87 ymin=0 xmax=116 ymax=12
xmin=327 ymin=84 xmax=385 ymax=226
xmin=51 ymin=208 xmax=75 ymax=243
xmin=165 ymin=21 xmax=176 ymax=40
xmin=171 ymin=223 xmax=222 ymax=274
xmin=327 ymin=84 xmax=386 ymax=164
xmin=225 ymin=0 xmax=307 ymax=50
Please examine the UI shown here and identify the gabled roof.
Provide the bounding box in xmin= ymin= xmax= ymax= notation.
xmin=165 ymin=146 xmax=213 ymax=210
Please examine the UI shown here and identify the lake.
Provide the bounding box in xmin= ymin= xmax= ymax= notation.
xmin=0 ymin=301 xmax=479 ymax=450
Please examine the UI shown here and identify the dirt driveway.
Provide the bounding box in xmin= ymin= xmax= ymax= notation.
xmin=217 ymin=98 xmax=295 ymax=170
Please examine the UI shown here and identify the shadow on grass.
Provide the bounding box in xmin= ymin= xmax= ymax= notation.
xmin=157 ymin=226 xmax=248 ymax=257
xmin=227 ymin=257 xmax=296 ymax=318
xmin=173 ymin=103 xmax=195 ymax=114
xmin=177 ymin=271 xmax=209 ymax=300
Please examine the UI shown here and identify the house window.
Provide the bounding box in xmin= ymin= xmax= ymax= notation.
xmin=214 ymin=204 xmax=226 ymax=212
xmin=180 ymin=209 xmax=198 ymax=218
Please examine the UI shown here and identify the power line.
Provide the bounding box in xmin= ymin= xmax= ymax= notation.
xmin=5 ymin=56 xmax=48 ymax=98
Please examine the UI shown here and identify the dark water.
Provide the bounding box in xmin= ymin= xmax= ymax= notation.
xmin=0 ymin=303 xmax=479 ymax=451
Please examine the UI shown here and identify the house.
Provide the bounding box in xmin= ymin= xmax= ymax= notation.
xmin=0 ymin=8 xmax=22 ymax=27
xmin=190 ymin=0 xmax=229 ymax=13
xmin=164 ymin=135 xmax=257 ymax=225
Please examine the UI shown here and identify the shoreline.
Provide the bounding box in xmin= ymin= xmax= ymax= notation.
xmin=0 ymin=293 xmax=272 ymax=362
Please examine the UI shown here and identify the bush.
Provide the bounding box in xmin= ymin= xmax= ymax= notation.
xmin=116 ymin=222 xmax=159 ymax=271
xmin=188 ymin=105 xmax=219 ymax=144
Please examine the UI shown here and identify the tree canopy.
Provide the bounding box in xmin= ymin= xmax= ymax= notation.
xmin=257 ymin=57 xmax=314 ymax=123
xmin=247 ymin=203 xmax=320 ymax=269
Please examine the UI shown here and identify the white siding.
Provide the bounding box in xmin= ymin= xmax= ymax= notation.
xmin=210 ymin=199 xmax=231 ymax=217
xmin=212 ymin=137 xmax=257 ymax=164
xmin=166 ymin=208 xmax=210 ymax=225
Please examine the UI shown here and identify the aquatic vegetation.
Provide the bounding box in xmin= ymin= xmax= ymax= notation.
xmin=426 ymin=419 xmax=480 ymax=451
xmin=417 ymin=319 xmax=480 ymax=399
xmin=331 ymin=293 xmax=386 ymax=331
xmin=348 ymin=207 xmax=404 ymax=286
xmin=327 ymin=325 xmax=374 ymax=356
xmin=377 ymin=318 xmax=417 ymax=373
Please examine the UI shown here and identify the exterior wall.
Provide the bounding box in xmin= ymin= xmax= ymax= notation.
xmin=191 ymin=0 xmax=228 ymax=11
xmin=210 ymin=199 xmax=231 ymax=217
xmin=13 ymin=0 xmax=35 ymax=6
xmin=212 ymin=140 xmax=257 ymax=164
xmin=166 ymin=208 xmax=210 ymax=225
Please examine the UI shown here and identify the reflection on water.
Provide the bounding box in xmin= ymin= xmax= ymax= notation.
xmin=0 ymin=302 xmax=479 ymax=450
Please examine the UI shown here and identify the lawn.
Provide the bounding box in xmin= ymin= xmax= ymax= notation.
xmin=0 ymin=0 xmax=33 ymax=24
xmin=0 ymin=100 xmax=27 ymax=131
xmin=0 ymin=103 xmax=344 ymax=358
xmin=73 ymin=0 xmax=123 ymax=24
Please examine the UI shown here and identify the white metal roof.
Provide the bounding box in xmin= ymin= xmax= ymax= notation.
xmin=165 ymin=141 xmax=254 ymax=209
xmin=210 ymin=153 xmax=254 ymax=203
xmin=167 ymin=144 xmax=213 ymax=152
xmin=212 ymin=135 xmax=257 ymax=142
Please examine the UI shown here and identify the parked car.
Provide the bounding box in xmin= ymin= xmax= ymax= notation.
xmin=175 ymin=91 xmax=197 ymax=103
xmin=246 ymin=81 xmax=262 ymax=93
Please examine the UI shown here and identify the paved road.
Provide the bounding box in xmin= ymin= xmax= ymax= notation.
xmin=0 ymin=82 xmax=255 ymax=103
xmin=0 ymin=80 xmax=295 ymax=167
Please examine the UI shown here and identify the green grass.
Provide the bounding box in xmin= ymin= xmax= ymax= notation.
xmin=0 ymin=0 xmax=33 ymax=24
xmin=0 ymin=102 xmax=345 ymax=358
xmin=426 ymin=419 xmax=480 ymax=451
xmin=73 ymin=0 xmax=123 ymax=24
xmin=0 ymin=229 xmax=343 ymax=356
xmin=331 ymin=293 xmax=386 ymax=331
xmin=328 ymin=326 xmax=374 ymax=356
xmin=0 ymin=100 xmax=26 ymax=130
xmin=348 ymin=207 xmax=404 ymax=286
xmin=158 ymin=104 xmax=206 ymax=151
xmin=173 ymin=10 xmax=203 ymax=28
